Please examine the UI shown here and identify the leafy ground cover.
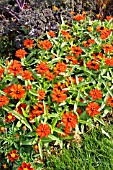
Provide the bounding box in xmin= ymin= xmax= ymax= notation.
xmin=45 ymin=124 xmax=113 ymax=170
xmin=0 ymin=3 xmax=113 ymax=169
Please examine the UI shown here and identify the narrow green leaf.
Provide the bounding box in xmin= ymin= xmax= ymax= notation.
xmin=38 ymin=140 xmax=43 ymax=159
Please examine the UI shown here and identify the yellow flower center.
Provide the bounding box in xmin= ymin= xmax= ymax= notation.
xmin=1 ymin=127 xmax=4 ymax=131
xmin=11 ymin=153 xmax=16 ymax=158
xmin=23 ymin=168 xmax=29 ymax=170
xmin=8 ymin=115 xmax=12 ymax=120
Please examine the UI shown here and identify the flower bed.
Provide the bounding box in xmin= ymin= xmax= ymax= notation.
xmin=0 ymin=13 xmax=113 ymax=169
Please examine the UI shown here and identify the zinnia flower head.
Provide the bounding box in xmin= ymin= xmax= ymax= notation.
xmin=9 ymin=84 xmax=26 ymax=99
xmin=71 ymin=46 xmax=83 ymax=56
xmin=15 ymin=49 xmax=27 ymax=59
xmin=7 ymin=150 xmax=19 ymax=162
xmin=61 ymin=111 xmax=77 ymax=128
xmin=54 ymin=62 xmax=67 ymax=75
xmin=105 ymin=57 xmax=113 ymax=66
xmin=24 ymin=39 xmax=34 ymax=48
xmin=0 ymin=95 xmax=9 ymax=107
xmin=18 ymin=162 xmax=34 ymax=170
xmin=39 ymin=40 xmax=52 ymax=50
xmin=106 ymin=96 xmax=113 ymax=107
xmin=5 ymin=113 xmax=16 ymax=122
xmin=36 ymin=123 xmax=51 ymax=138
xmin=8 ymin=60 xmax=23 ymax=76
xmin=22 ymin=70 xmax=34 ymax=80
xmin=37 ymin=90 xmax=46 ymax=100
xmin=89 ymin=89 xmax=102 ymax=100
xmin=73 ymin=14 xmax=85 ymax=21
xmin=47 ymin=31 xmax=55 ymax=37
xmin=86 ymin=102 xmax=100 ymax=117
xmin=36 ymin=62 xmax=50 ymax=75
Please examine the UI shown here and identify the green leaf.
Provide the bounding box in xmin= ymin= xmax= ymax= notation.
xmin=53 ymin=127 xmax=65 ymax=135
xmin=16 ymin=121 xmax=22 ymax=128
xmin=20 ymin=138 xmax=34 ymax=145
xmin=41 ymin=138 xmax=53 ymax=143
xmin=38 ymin=140 xmax=43 ymax=159
xmin=52 ymin=118 xmax=58 ymax=128
xmin=48 ymin=134 xmax=60 ymax=142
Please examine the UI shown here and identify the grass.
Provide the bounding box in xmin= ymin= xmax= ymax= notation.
xmin=44 ymin=124 xmax=113 ymax=170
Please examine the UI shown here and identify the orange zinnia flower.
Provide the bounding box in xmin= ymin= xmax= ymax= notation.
xmin=39 ymin=40 xmax=52 ymax=50
xmin=96 ymin=26 xmax=105 ymax=32
xmin=83 ymin=39 xmax=95 ymax=47
xmin=18 ymin=162 xmax=34 ymax=170
xmin=71 ymin=46 xmax=83 ymax=56
xmin=66 ymin=56 xmax=79 ymax=65
xmin=103 ymin=44 xmax=113 ymax=53
xmin=22 ymin=70 xmax=34 ymax=80
xmin=61 ymin=111 xmax=77 ymax=128
xmin=54 ymin=62 xmax=67 ymax=75
xmin=8 ymin=60 xmax=23 ymax=76
xmin=51 ymin=88 xmax=67 ymax=103
xmin=9 ymin=84 xmax=26 ymax=99
xmin=5 ymin=113 xmax=16 ymax=122
xmin=87 ymin=26 xmax=93 ymax=32
xmin=45 ymin=71 xmax=55 ymax=80
xmin=37 ymin=90 xmax=46 ymax=100
xmin=24 ymin=39 xmax=34 ymax=48
xmin=89 ymin=89 xmax=102 ymax=100
xmin=100 ymin=29 xmax=111 ymax=39
xmin=36 ymin=123 xmax=51 ymax=138
xmin=86 ymin=102 xmax=100 ymax=117
xmin=106 ymin=96 xmax=113 ymax=107
xmin=0 ymin=95 xmax=9 ymax=107
xmin=86 ymin=60 xmax=100 ymax=70
xmin=105 ymin=57 xmax=113 ymax=66
xmin=0 ymin=66 xmax=4 ymax=80
xmin=36 ymin=62 xmax=50 ymax=75
xmin=73 ymin=14 xmax=85 ymax=21
xmin=7 ymin=150 xmax=19 ymax=162
xmin=15 ymin=49 xmax=27 ymax=59
xmin=61 ymin=30 xmax=72 ymax=40
xmin=92 ymin=52 xmax=105 ymax=61
xmin=105 ymin=16 xmax=113 ymax=21
xmin=47 ymin=31 xmax=55 ymax=37
xmin=4 ymin=85 xmax=13 ymax=96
